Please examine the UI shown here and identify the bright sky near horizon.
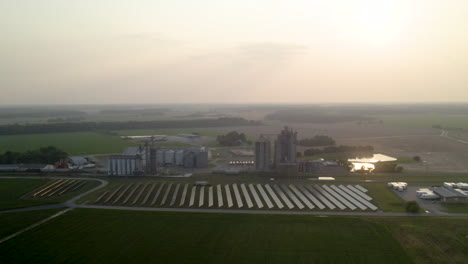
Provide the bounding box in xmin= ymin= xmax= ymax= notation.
xmin=1 ymin=0 xmax=467 ymax=104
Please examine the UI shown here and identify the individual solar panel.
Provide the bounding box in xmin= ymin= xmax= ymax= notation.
xmin=189 ymin=186 xmax=196 ymax=207
xmin=297 ymin=184 xmax=325 ymax=209
xmin=249 ymin=184 xmax=264 ymax=209
xmin=170 ymin=184 xmax=181 ymax=206
xmin=346 ymin=185 xmax=373 ymax=201
xmin=288 ymin=185 xmax=314 ymax=209
xmin=225 ymin=185 xmax=233 ymax=208
xmin=208 ymin=186 xmax=214 ymax=207
xmin=256 ymin=184 xmax=273 ymax=209
xmin=179 ymin=184 xmax=189 ymax=207
xmin=232 ymin=184 xmax=244 ymax=208
xmin=280 ymin=184 xmax=304 ymax=209
xmin=123 ymin=183 xmax=141 ymax=204
xmin=104 ymin=185 xmax=124 ymax=203
xmin=151 ymin=183 xmax=165 ymax=206
xmin=160 ymin=183 xmax=173 ymax=206
xmin=133 ymin=183 xmax=148 ymax=205
xmin=142 ymin=183 xmax=156 ymax=205
xmin=240 ymin=184 xmax=254 ymax=208
xmin=59 ymin=181 xmax=82 ymax=195
xmin=355 ymin=185 xmax=368 ymax=193
xmin=314 ymin=185 xmax=343 ymax=209
xmin=199 ymin=186 xmax=205 ymax=207
xmin=272 ymin=184 xmax=293 ymax=209
xmin=339 ymin=185 xmax=377 ymax=210
xmin=95 ymin=191 xmax=109 ymax=203
xmin=322 ymin=185 xmax=356 ymax=210
xmin=265 ymin=184 xmax=284 ymax=209
xmin=217 ymin=184 xmax=224 ymax=207
xmin=331 ymin=185 xmax=366 ymax=210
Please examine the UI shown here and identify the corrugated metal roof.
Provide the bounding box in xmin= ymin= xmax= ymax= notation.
xmin=433 ymin=187 xmax=465 ymax=198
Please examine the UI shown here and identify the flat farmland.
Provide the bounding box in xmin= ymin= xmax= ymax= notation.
xmin=0 ymin=209 xmax=412 ymax=264
xmin=0 ymin=132 xmax=134 ymax=155
xmin=0 ymin=209 xmax=62 ymax=238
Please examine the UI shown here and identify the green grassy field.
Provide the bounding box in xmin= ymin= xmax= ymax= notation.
xmin=376 ymin=114 xmax=468 ymax=130
xmin=0 ymin=132 xmax=134 ymax=155
xmin=441 ymin=203 xmax=468 ymax=214
xmin=116 ymin=128 xmax=221 ymax=137
xmin=0 ymin=209 xmax=62 ymax=238
xmin=366 ymin=217 xmax=468 ymax=264
xmin=0 ymin=178 xmax=100 ymax=210
xmin=0 ymin=209 xmax=412 ymax=264
xmin=362 ymin=183 xmax=406 ymax=212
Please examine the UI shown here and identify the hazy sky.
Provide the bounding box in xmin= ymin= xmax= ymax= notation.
xmin=1 ymin=0 xmax=467 ymax=104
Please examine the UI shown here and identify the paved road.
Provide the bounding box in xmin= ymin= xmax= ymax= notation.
xmin=440 ymin=130 xmax=468 ymax=145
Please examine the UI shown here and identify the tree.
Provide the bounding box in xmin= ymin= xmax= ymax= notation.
xmin=405 ymin=201 xmax=420 ymax=213
xmin=413 ymin=156 xmax=421 ymax=162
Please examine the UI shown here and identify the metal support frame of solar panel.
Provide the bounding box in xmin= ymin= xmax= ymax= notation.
xmin=199 ymin=186 xmax=205 ymax=207
xmin=189 ymin=186 xmax=196 ymax=207
xmin=232 ymin=184 xmax=244 ymax=208
xmin=104 ymin=185 xmax=124 ymax=203
xmin=280 ymin=184 xmax=304 ymax=209
xmin=240 ymin=184 xmax=254 ymax=208
xmin=217 ymin=185 xmax=224 ymax=207
xmin=59 ymin=180 xmax=82 ymax=195
xmin=322 ymin=185 xmax=356 ymax=210
xmin=179 ymin=184 xmax=189 ymax=206
xmin=314 ymin=185 xmax=344 ymax=209
xmin=142 ymin=183 xmax=156 ymax=205
xmin=225 ymin=185 xmax=233 ymax=208
xmin=355 ymin=185 xmax=368 ymax=193
xmin=133 ymin=183 xmax=148 ymax=205
xmin=160 ymin=183 xmax=173 ymax=206
xmin=208 ymin=186 xmax=214 ymax=207
xmin=339 ymin=185 xmax=377 ymax=210
xmin=123 ymin=183 xmax=141 ymax=204
xmin=288 ymin=185 xmax=314 ymax=209
xmin=305 ymin=185 xmax=335 ymax=210
xmin=249 ymin=184 xmax=264 ymax=209
xmin=170 ymin=184 xmax=181 ymax=206
xmin=330 ymin=185 xmax=366 ymax=210
xmin=95 ymin=191 xmax=109 ymax=203
xmin=296 ymin=185 xmax=325 ymax=209
xmin=256 ymin=184 xmax=273 ymax=209
xmin=151 ymin=183 xmax=165 ymax=206
xmin=113 ymin=184 xmax=133 ymax=204
xmin=346 ymin=185 xmax=373 ymax=201
xmin=273 ymin=184 xmax=294 ymax=209
xmin=264 ymin=184 xmax=284 ymax=209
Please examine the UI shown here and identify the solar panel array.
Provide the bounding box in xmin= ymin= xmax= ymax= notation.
xmin=32 ymin=179 xmax=86 ymax=198
xmin=94 ymin=183 xmax=378 ymax=211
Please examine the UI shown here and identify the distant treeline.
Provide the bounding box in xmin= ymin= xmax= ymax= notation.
xmin=0 ymin=146 xmax=68 ymax=164
xmin=303 ymin=145 xmax=374 ymax=158
xmin=298 ymin=135 xmax=335 ymax=147
xmin=99 ymin=108 xmax=168 ymax=116
xmin=217 ymin=131 xmax=250 ymax=146
xmin=265 ymin=109 xmax=369 ymax=123
xmin=0 ymin=109 xmax=86 ymax=119
xmin=0 ymin=118 xmax=261 ymax=135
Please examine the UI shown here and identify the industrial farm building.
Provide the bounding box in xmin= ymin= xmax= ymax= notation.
xmin=108 ymin=145 xmax=208 ymax=176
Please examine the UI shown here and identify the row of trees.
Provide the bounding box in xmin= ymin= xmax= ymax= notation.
xmin=0 ymin=118 xmax=261 ymax=135
xmin=0 ymin=146 xmax=68 ymax=164
xmin=298 ymin=135 xmax=335 ymax=147
xmin=216 ymin=131 xmax=250 ymax=146
xmin=303 ymin=145 xmax=374 ymax=158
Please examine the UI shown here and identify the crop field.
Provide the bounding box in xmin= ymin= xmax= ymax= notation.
xmin=0 ymin=178 xmax=100 ymax=210
xmin=375 ymin=114 xmax=468 ymax=130
xmin=116 ymin=128 xmax=221 ymax=137
xmin=87 ymin=181 xmax=379 ymax=212
xmin=0 ymin=132 xmax=134 ymax=155
xmin=0 ymin=209 xmax=62 ymax=238
xmin=0 ymin=209 xmax=412 ymax=264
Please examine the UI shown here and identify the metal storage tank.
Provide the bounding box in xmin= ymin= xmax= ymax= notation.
xmin=165 ymin=150 xmax=175 ymax=164
xmin=183 ymin=152 xmax=196 ymax=168
xmin=175 ymin=150 xmax=184 ymax=166
xmin=156 ymin=150 xmax=164 ymax=165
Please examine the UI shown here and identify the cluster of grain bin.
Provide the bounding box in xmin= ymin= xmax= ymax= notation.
xmin=387 ymin=182 xmax=407 ymax=191
xmin=154 ymin=148 xmax=208 ymax=168
xmin=443 ymin=182 xmax=468 ymax=190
